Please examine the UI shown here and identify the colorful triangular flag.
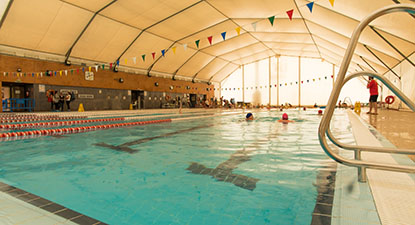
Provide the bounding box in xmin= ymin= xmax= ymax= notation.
xmin=183 ymin=43 xmax=187 ymax=51
xmin=252 ymin=22 xmax=257 ymax=31
xmin=124 ymin=59 xmax=127 ymax=64
xmin=110 ymin=63 xmax=113 ymax=69
xmin=195 ymin=40 xmax=200 ymax=48
xmin=207 ymin=36 xmax=213 ymax=45
xmin=95 ymin=65 xmax=98 ymax=72
xmin=329 ymin=0 xmax=334 ymax=7
xmin=133 ymin=57 xmax=136 ymax=64
xmin=151 ymin=52 xmax=156 ymax=60
xmin=88 ymin=66 xmax=91 ymax=72
xmin=161 ymin=49 xmax=166 ymax=56
xmin=102 ymin=64 xmax=105 ymax=70
xmin=172 ymin=46 xmax=177 ymax=54
xmin=235 ymin=27 xmax=241 ymax=35
xmin=286 ymin=9 xmax=294 ymax=20
xmin=142 ymin=54 xmax=146 ymax=62
xmin=116 ymin=60 xmax=120 ymax=66
xmin=268 ymin=16 xmax=275 ymax=26
xmin=65 ymin=70 xmax=68 ymax=75
xmin=306 ymin=2 xmax=314 ymax=13
xmin=221 ymin=32 xmax=226 ymax=40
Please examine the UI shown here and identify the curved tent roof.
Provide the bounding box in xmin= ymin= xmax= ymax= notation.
xmin=0 ymin=0 xmax=414 ymax=83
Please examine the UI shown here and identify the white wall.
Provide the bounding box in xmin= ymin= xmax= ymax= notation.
xmin=382 ymin=53 xmax=415 ymax=110
xmin=220 ymin=56 xmax=369 ymax=106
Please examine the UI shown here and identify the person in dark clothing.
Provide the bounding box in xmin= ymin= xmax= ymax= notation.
xmin=59 ymin=92 xmax=65 ymax=111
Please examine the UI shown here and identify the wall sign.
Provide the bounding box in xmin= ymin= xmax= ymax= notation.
xmin=39 ymin=85 xmax=45 ymax=93
xmin=78 ymin=94 xmax=94 ymax=99
xmin=85 ymin=71 xmax=94 ymax=81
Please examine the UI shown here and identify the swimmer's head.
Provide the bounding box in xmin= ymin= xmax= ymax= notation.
xmin=318 ymin=110 xmax=323 ymax=115
xmin=303 ymin=107 xmax=306 ymax=111
xmin=282 ymin=113 xmax=288 ymax=120
xmin=246 ymin=112 xmax=253 ymax=120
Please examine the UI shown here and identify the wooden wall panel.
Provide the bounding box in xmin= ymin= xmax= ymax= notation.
xmin=0 ymin=54 xmax=214 ymax=97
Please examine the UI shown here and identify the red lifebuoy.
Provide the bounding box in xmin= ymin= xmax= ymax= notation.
xmin=385 ymin=95 xmax=395 ymax=104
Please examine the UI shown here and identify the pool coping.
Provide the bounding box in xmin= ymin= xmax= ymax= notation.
xmin=346 ymin=110 xmax=415 ymax=225
xmin=0 ymin=181 xmax=107 ymax=225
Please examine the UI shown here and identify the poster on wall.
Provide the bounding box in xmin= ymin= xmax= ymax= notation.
xmin=85 ymin=71 xmax=94 ymax=81
xmin=39 ymin=84 xmax=45 ymax=93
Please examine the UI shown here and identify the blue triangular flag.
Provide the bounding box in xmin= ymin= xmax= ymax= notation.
xmin=161 ymin=49 xmax=165 ymax=56
xmin=307 ymin=2 xmax=314 ymax=13
xmin=221 ymin=32 xmax=226 ymax=40
xmin=116 ymin=60 xmax=120 ymax=66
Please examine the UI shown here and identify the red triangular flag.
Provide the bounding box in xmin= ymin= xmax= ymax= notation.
xmin=151 ymin=52 xmax=156 ymax=60
xmin=287 ymin=9 xmax=294 ymax=21
xmin=208 ymin=36 xmax=213 ymax=45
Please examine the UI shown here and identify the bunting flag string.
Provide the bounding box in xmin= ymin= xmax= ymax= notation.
xmin=235 ymin=27 xmax=241 ymax=35
xmin=183 ymin=43 xmax=187 ymax=51
xmin=221 ymin=32 xmax=227 ymax=40
xmin=208 ymin=36 xmax=213 ymax=45
xmin=133 ymin=57 xmax=136 ymax=64
xmin=268 ymin=16 xmax=275 ymax=26
xmin=251 ymin=22 xmax=257 ymax=31
xmin=306 ymin=2 xmax=314 ymax=13
xmin=286 ymin=9 xmax=294 ymax=20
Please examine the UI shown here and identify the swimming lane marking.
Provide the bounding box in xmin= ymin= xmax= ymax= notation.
xmin=186 ymin=149 xmax=259 ymax=191
xmin=94 ymin=124 xmax=214 ymax=153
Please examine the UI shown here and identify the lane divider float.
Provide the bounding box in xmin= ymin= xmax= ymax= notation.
xmin=0 ymin=119 xmax=172 ymax=141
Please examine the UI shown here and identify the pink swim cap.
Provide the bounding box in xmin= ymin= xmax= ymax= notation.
xmin=282 ymin=113 xmax=288 ymax=120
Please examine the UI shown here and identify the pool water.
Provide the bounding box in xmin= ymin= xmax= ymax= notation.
xmin=0 ymin=110 xmax=352 ymax=225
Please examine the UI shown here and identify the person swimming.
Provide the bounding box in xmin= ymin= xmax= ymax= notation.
xmin=246 ymin=112 xmax=254 ymax=121
xmin=278 ymin=113 xmax=294 ymax=123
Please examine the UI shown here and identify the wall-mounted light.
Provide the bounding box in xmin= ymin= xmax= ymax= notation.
xmin=17 ymin=68 xmax=22 ymax=72
xmin=119 ymin=78 xmax=124 ymax=83
xmin=154 ymin=82 xmax=159 ymax=87
xmin=64 ymin=59 xmax=71 ymax=66
xmin=169 ymin=86 xmax=174 ymax=90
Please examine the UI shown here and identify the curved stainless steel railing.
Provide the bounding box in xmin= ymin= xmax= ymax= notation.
xmin=318 ymin=4 xmax=415 ymax=182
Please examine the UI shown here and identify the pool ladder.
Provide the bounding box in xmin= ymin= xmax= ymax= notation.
xmin=318 ymin=4 xmax=415 ymax=182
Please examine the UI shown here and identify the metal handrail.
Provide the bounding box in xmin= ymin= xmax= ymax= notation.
xmin=318 ymin=4 xmax=415 ymax=182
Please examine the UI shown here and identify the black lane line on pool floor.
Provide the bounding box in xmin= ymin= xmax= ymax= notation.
xmin=310 ymin=162 xmax=337 ymax=225
xmin=94 ymin=124 xmax=215 ymax=153
xmin=0 ymin=182 xmax=108 ymax=225
xmin=186 ymin=149 xmax=260 ymax=191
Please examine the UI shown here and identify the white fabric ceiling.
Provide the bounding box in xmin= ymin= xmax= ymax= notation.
xmin=0 ymin=0 xmax=414 ymax=83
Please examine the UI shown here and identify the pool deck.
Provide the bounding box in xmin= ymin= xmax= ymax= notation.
xmin=360 ymin=108 xmax=415 ymax=162
xmin=346 ymin=109 xmax=415 ymax=225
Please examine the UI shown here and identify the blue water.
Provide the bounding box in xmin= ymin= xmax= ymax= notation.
xmin=0 ymin=110 xmax=349 ymax=225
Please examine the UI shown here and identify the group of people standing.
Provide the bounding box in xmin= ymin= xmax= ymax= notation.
xmin=46 ymin=90 xmax=75 ymax=112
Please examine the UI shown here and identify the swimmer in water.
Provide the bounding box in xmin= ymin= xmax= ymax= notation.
xmin=318 ymin=110 xmax=323 ymax=115
xmin=246 ymin=112 xmax=254 ymax=121
xmin=278 ymin=113 xmax=294 ymax=123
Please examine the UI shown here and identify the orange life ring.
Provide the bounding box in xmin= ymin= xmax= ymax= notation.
xmin=385 ymin=95 xmax=395 ymax=104
xmin=165 ymin=95 xmax=171 ymax=101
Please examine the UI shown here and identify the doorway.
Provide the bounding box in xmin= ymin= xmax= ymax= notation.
xmin=189 ymin=94 xmax=197 ymax=108
xmin=131 ymin=90 xmax=144 ymax=109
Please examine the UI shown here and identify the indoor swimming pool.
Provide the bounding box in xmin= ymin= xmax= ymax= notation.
xmin=0 ymin=109 xmax=365 ymax=224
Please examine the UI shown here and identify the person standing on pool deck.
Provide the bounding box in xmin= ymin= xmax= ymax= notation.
xmin=367 ymin=76 xmax=378 ymax=115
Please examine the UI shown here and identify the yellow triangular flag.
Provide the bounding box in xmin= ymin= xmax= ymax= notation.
xmin=88 ymin=66 xmax=91 ymax=72
xmin=329 ymin=0 xmax=334 ymax=7
xmin=36 ymin=73 xmax=39 ymax=77
xmin=125 ymin=59 xmax=128 ymax=64
xmin=59 ymin=71 xmax=62 ymax=76
xmin=235 ymin=27 xmax=241 ymax=35
xmin=172 ymin=46 xmax=177 ymax=54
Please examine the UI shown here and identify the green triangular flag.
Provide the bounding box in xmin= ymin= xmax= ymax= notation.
xmin=195 ymin=40 xmax=200 ymax=48
xmin=102 ymin=64 xmax=105 ymax=69
xmin=142 ymin=54 xmax=146 ymax=62
xmin=268 ymin=16 xmax=275 ymax=26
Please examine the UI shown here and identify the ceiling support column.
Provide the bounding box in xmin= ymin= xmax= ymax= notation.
xmin=298 ymin=56 xmax=301 ymax=107
xmin=268 ymin=56 xmax=271 ymax=106
xmin=277 ymin=56 xmax=280 ymax=107
xmin=242 ymin=65 xmax=245 ymax=104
